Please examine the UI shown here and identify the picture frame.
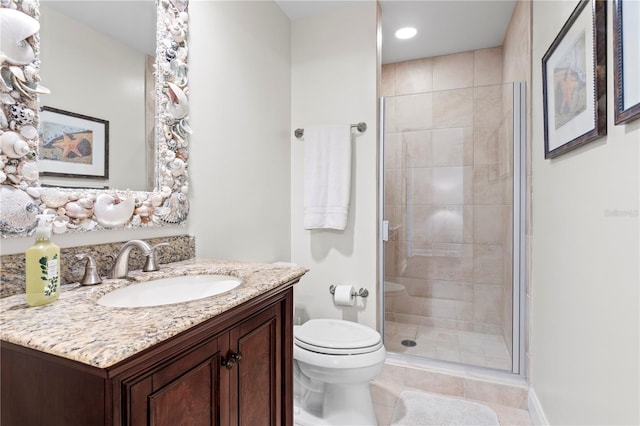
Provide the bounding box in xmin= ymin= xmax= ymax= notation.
xmin=613 ymin=0 xmax=640 ymax=125
xmin=542 ymin=0 xmax=606 ymax=159
xmin=39 ymin=106 xmax=109 ymax=179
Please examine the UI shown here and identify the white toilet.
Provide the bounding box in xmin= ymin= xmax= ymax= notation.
xmin=293 ymin=318 xmax=386 ymax=425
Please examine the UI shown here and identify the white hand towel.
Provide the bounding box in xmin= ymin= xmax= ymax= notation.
xmin=303 ymin=125 xmax=352 ymax=230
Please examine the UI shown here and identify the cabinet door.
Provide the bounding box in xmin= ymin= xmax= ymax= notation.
xmin=228 ymin=303 xmax=283 ymax=426
xmin=124 ymin=337 xmax=222 ymax=426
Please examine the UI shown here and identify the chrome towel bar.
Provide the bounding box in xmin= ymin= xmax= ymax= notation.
xmin=295 ymin=122 xmax=367 ymax=139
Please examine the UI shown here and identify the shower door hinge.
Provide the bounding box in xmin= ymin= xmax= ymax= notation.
xmin=382 ymin=220 xmax=389 ymax=241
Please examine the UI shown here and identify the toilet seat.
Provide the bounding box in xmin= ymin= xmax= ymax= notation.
xmin=294 ymin=319 xmax=383 ymax=355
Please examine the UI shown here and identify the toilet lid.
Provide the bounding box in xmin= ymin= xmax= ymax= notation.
xmin=294 ymin=319 xmax=383 ymax=355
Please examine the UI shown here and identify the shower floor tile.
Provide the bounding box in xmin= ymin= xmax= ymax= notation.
xmin=384 ymin=320 xmax=512 ymax=371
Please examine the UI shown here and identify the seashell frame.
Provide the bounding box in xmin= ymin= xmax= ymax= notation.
xmin=0 ymin=0 xmax=190 ymax=237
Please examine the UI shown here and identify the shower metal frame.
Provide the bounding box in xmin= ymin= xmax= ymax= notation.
xmin=378 ymin=82 xmax=527 ymax=378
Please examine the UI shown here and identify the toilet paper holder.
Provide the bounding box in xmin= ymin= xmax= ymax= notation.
xmin=329 ymin=285 xmax=369 ymax=298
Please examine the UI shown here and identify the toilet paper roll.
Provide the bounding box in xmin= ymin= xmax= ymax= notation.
xmin=333 ymin=285 xmax=355 ymax=307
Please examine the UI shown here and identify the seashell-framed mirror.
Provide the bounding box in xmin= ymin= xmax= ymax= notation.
xmin=0 ymin=0 xmax=190 ymax=238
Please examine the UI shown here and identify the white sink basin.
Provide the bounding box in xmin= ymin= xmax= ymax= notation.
xmin=97 ymin=274 xmax=241 ymax=308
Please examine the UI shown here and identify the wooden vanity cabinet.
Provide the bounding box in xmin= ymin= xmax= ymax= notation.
xmin=1 ymin=284 xmax=295 ymax=426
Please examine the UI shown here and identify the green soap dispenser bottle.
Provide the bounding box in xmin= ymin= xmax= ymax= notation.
xmin=25 ymin=214 xmax=61 ymax=307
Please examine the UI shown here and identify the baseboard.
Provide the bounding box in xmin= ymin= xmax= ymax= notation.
xmin=528 ymin=387 xmax=549 ymax=425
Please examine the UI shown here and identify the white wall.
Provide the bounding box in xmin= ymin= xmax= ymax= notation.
xmin=290 ymin=2 xmax=379 ymax=329
xmin=39 ymin=5 xmax=147 ymax=191
xmin=0 ymin=225 xmax=186 ymax=255
xmin=188 ymin=1 xmax=292 ymax=262
xmin=530 ymin=1 xmax=639 ymax=424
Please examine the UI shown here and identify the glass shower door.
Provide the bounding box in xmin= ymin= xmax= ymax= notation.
xmin=380 ymin=82 xmax=525 ymax=374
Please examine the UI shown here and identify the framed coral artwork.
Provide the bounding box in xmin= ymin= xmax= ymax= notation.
xmin=39 ymin=106 xmax=109 ymax=179
xmin=542 ymin=0 xmax=607 ymax=159
xmin=613 ymin=0 xmax=640 ymax=125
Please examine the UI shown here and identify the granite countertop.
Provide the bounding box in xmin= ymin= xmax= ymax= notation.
xmin=0 ymin=258 xmax=307 ymax=369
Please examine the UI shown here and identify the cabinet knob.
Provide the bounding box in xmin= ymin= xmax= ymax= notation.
xmin=221 ymin=357 xmax=235 ymax=370
xmin=221 ymin=352 xmax=242 ymax=370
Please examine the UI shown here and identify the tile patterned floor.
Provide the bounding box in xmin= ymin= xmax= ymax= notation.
xmin=384 ymin=320 xmax=512 ymax=370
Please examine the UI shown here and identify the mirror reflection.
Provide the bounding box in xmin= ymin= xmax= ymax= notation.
xmin=39 ymin=1 xmax=156 ymax=191
xmin=0 ymin=0 xmax=190 ymax=237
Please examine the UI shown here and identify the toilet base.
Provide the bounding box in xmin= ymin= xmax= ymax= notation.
xmin=294 ymin=382 xmax=378 ymax=426
xmin=294 ymin=405 xmax=331 ymax=426
xmin=323 ymin=382 xmax=378 ymax=425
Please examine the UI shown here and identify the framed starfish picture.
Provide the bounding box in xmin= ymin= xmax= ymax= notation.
xmin=39 ymin=106 xmax=109 ymax=179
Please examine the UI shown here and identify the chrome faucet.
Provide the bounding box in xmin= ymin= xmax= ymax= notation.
xmin=109 ymin=240 xmax=169 ymax=279
xmin=76 ymin=254 xmax=102 ymax=286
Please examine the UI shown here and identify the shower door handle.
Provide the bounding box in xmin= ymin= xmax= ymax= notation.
xmin=382 ymin=220 xmax=389 ymax=242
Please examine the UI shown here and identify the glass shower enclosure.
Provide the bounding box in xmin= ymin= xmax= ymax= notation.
xmin=379 ymin=82 xmax=525 ymax=374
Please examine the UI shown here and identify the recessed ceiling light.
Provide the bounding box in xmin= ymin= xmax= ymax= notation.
xmin=395 ymin=27 xmax=417 ymax=40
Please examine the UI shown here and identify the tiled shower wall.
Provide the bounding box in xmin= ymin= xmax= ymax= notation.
xmin=382 ymin=47 xmax=514 ymax=344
